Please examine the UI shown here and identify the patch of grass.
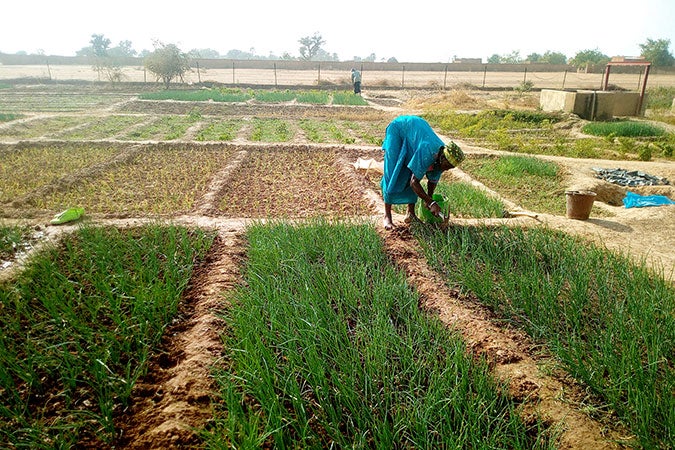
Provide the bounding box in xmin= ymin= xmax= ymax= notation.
xmin=415 ymin=225 xmax=675 ymax=449
xmin=140 ymin=88 xmax=252 ymax=102
xmin=0 ymin=224 xmax=33 ymax=261
xmin=249 ymin=118 xmax=292 ymax=142
xmin=582 ymin=120 xmax=666 ymax=138
xmin=296 ymin=90 xmax=330 ymax=104
xmin=206 ymin=221 xmax=553 ymax=449
xmin=332 ymin=91 xmax=369 ymax=105
xmin=0 ymin=224 xmax=215 ymax=447
xmin=57 ymin=115 xmax=149 ymax=140
xmin=0 ymin=116 xmax=86 ymax=139
xmin=425 ymin=109 xmax=674 ymax=161
xmin=297 ymin=119 xmax=355 ymax=144
xmin=433 ymin=181 xmax=506 ymax=218
xmin=646 ymin=86 xmax=675 ymax=110
xmin=460 ymin=155 xmax=568 ymax=215
xmin=253 ymin=89 xmax=296 ymax=103
xmin=120 ymin=115 xmax=200 ymax=141
xmin=195 ymin=119 xmax=242 ymax=141
xmin=0 ymin=113 xmax=21 ymax=122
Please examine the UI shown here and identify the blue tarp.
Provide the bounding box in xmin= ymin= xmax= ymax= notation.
xmin=623 ymin=191 xmax=675 ymax=208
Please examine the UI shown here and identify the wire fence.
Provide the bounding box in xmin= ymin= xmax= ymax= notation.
xmin=1 ymin=63 xmax=674 ymax=91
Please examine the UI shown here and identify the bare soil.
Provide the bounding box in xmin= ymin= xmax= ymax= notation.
xmin=2 ymin=87 xmax=673 ymax=448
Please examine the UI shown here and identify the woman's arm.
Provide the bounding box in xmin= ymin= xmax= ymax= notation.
xmin=410 ymin=175 xmax=441 ymax=215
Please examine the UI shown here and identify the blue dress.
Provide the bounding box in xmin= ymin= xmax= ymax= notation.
xmin=380 ymin=116 xmax=444 ymax=204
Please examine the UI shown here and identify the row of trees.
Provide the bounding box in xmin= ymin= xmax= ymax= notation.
xmin=27 ymin=32 xmax=675 ymax=69
xmin=488 ymin=39 xmax=674 ymax=68
xmin=30 ymin=33 xmax=674 ymax=87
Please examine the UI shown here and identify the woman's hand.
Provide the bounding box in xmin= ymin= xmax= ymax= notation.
xmin=427 ymin=200 xmax=442 ymax=217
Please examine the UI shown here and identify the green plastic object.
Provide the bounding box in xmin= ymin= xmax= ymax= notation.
xmin=50 ymin=207 xmax=85 ymax=225
xmin=416 ymin=194 xmax=449 ymax=224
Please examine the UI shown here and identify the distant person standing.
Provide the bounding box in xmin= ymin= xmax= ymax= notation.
xmin=351 ymin=68 xmax=362 ymax=94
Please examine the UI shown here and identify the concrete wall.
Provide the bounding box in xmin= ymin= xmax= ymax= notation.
xmin=540 ymin=89 xmax=644 ymax=119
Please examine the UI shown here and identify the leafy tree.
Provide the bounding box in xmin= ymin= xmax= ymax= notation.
xmin=569 ymin=48 xmax=610 ymax=69
xmin=487 ymin=51 xmax=522 ymax=64
xmin=298 ymin=32 xmax=325 ymax=61
xmin=639 ymin=38 xmax=674 ymax=67
xmin=144 ymin=41 xmax=191 ymax=88
xmin=108 ymin=40 xmax=137 ymax=58
xmin=90 ymin=34 xmax=111 ymax=57
xmin=501 ymin=51 xmax=522 ymax=64
xmin=526 ymin=53 xmax=542 ymax=63
xmin=541 ymin=51 xmax=567 ymax=64
xmin=188 ymin=48 xmax=221 ymax=59
xmin=84 ymin=34 xmax=124 ymax=82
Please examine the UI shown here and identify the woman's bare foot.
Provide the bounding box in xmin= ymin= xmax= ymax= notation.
xmin=383 ymin=217 xmax=394 ymax=230
xmin=404 ymin=212 xmax=419 ymax=224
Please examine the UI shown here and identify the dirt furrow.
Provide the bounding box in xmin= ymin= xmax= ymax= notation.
xmin=378 ymin=226 xmax=632 ymax=449
xmin=114 ymin=230 xmax=245 ymax=449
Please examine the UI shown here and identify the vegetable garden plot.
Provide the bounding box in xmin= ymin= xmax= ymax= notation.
xmin=0 ymin=145 xmax=122 ymax=204
xmin=118 ymin=115 xmax=201 ymax=141
xmin=33 ymin=145 xmax=235 ymax=216
xmin=217 ymin=147 xmax=375 ymax=219
xmin=0 ymin=115 xmax=88 ymax=140
xmin=205 ymin=221 xmax=553 ymax=449
xmin=0 ymin=224 xmax=215 ymax=448
xmin=195 ymin=118 xmax=243 ymax=141
xmin=55 ymin=115 xmax=150 ymax=140
xmin=0 ymin=90 xmax=135 ymax=113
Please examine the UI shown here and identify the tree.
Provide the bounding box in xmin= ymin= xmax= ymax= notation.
xmin=540 ymin=51 xmax=567 ymax=65
xmin=526 ymin=53 xmax=542 ymax=63
xmin=90 ymin=34 xmax=111 ymax=57
xmin=86 ymin=34 xmax=123 ymax=82
xmin=501 ymin=51 xmax=522 ymax=64
xmin=108 ymin=40 xmax=137 ymax=58
xmin=188 ymin=48 xmax=221 ymax=59
xmin=569 ymin=48 xmax=609 ymax=70
xmin=487 ymin=51 xmax=522 ymax=64
xmin=298 ymin=32 xmax=325 ymax=61
xmin=639 ymin=38 xmax=674 ymax=67
xmin=144 ymin=41 xmax=191 ymax=88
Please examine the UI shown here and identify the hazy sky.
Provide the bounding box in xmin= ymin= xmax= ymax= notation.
xmin=2 ymin=0 xmax=673 ymax=62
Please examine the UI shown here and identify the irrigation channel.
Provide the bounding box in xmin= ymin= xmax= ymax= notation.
xmin=1 ymin=85 xmax=673 ymax=448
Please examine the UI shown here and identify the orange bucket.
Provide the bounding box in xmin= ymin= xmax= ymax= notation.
xmin=565 ymin=190 xmax=596 ymax=220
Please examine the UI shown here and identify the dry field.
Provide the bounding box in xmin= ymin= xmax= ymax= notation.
xmin=2 ymin=64 xmax=675 ymax=90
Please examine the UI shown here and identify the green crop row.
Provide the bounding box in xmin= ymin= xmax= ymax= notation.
xmin=139 ymin=88 xmax=368 ymax=105
xmin=205 ymin=221 xmax=553 ymax=448
xmin=0 ymin=115 xmax=387 ymax=145
xmin=415 ymin=224 xmax=675 ymax=449
xmin=0 ymin=224 xmax=215 ymax=447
